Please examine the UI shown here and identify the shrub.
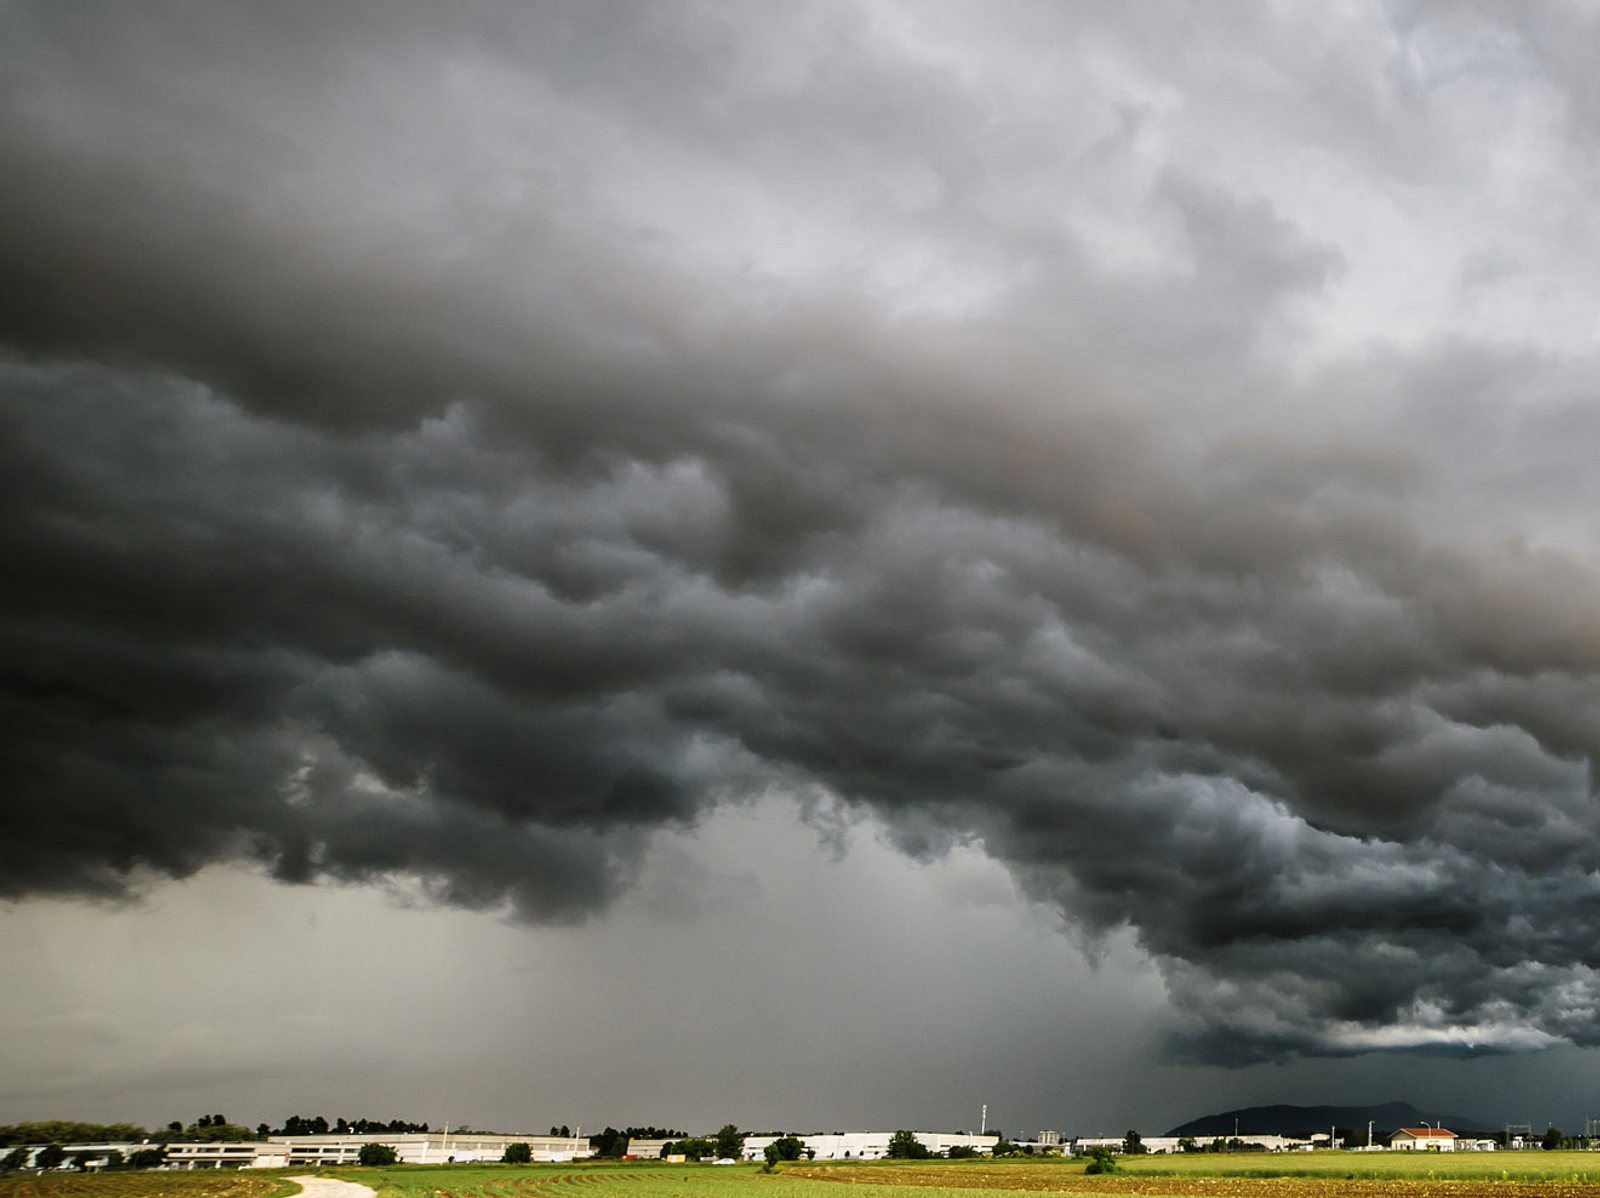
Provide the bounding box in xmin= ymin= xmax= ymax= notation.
xmin=886 ymin=1130 xmax=932 ymax=1159
xmin=1084 ymin=1146 xmax=1118 ymax=1175
xmin=357 ymin=1143 xmax=398 ymax=1166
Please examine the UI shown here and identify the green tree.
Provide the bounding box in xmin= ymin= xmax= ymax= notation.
xmin=1122 ymin=1130 xmax=1146 ymax=1155
xmin=0 ymin=1122 xmax=148 ymax=1147
xmin=36 ymin=1145 xmax=67 ymax=1170
xmin=179 ymin=1120 xmax=261 ymax=1143
xmin=590 ymin=1127 xmax=627 ymax=1158
xmin=2 ymin=1147 xmax=28 ymax=1171
xmin=886 ymin=1130 xmax=931 ymax=1159
xmin=947 ymin=1144 xmax=979 ymax=1159
xmin=502 ymin=1142 xmax=532 ymax=1164
xmin=771 ymin=1136 xmax=805 ymax=1161
xmin=1543 ymin=1126 xmax=1566 ymax=1151
xmin=714 ymin=1124 xmax=745 ymax=1160
xmin=357 ymin=1143 xmax=398 ymax=1166
xmin=664 ymin=1137 xmax=713 ymax=1160
xmin=1084 ymin=1146 xmax=1118 ymax=1175
xmin=129 ymin=1148 xmax=166 ymax=1169
xmin=762 ymin=1143 xmax=780 ymax=1172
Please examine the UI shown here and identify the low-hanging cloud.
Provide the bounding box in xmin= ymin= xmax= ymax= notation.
xmin=6 ymin=0 xmax=1600 ymax=1064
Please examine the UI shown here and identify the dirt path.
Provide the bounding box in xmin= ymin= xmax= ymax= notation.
xmin=288 ymin=1177 xmax=378 ymax=1198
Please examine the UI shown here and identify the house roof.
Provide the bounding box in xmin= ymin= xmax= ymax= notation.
xmin=1395 ymin=1128 xmax=1457 ymax=1138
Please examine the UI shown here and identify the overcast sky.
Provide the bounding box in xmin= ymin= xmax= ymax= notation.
xmin=7 ymin=0 xmax=1600 ymax=1139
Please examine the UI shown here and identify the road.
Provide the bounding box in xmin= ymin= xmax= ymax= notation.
xmin=288 ymin=1176 xmax=378 ymax=1198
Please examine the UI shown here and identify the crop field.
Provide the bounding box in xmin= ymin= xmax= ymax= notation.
xmin=12 ymin=1154 xmax=1600 ymax=1198
xmin=337 ymin=1154 xmax=1600 ymax=1198
xmin=0 ymin=1171 xmax=300 ymax=1198
xmin=344 ymin=1162 xmax=884 ymax=1198
xmin=1107 ymin=1149 xmax=1600 ymax=1180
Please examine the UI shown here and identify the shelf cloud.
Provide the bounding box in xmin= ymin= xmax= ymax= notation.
xmin=6 ymin=1 xmax=1600 ymax=1065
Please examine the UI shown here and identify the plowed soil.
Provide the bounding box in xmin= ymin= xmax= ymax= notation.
xmin=786 ymin=1165 xmax=1600 ymax=1197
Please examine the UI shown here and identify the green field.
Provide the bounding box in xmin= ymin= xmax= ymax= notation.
xmin=342 ymin=1160 xmax=1060 ymax=1198
xmin=338 ymin=1153 xmax=1600 ymax=1198
xmin=1111 ymin=1148 xmax=1600 ymax=1180
xmin=12 ymin=1153 xmax=1600 ymax=1198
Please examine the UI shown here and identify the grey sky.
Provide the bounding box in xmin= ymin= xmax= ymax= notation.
xmin=6 ymin=0 xmax=1600 ymax=1134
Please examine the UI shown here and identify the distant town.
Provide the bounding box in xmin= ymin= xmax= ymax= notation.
xmin=1 ymin=1111 xmax=1588 ymax=1174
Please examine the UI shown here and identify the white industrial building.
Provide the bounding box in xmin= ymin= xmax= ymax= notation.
xmin=623 ymin=1138 xmax=673 ymax=1159
xmin=626 ymin=1131 xmax=999 ymax=1162
xmin=166 ymin=1143 xmax=291 ymax=1169
xmin=740 ymin=1132 xmax=999 ymax=1160
xmin=151 ymin=1132 xmax=592 ymax=1169
xmin=9 ymin=1143 xmax=159 ymax=1170
xmin=1075 ymin=1135 xmax=1314 ymax=1154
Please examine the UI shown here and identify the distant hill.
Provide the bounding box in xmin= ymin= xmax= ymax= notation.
xmin=1166 ymin=1101 xmax=1499 ymax=1139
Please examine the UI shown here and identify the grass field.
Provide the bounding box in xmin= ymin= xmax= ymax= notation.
xmin=340 ymin=1160 xmax=1063 ymax=1198
xmin=337 ymin=1153 xmax=1600 ymax=1198
xmin=11 ymin=1153 xmax=1600 ymax=1198
xmin=1111 ymin=1149 xmax=1600 ymax=1180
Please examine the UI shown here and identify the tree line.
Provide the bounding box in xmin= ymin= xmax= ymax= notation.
xmin=0 ymin=1113 xmax=433 ymax=1151
xmin=274 ymin=1115 xmax=430 ymax=1136
xmin=0 ymin=1123 xmax=149 ymax=1148
xmin=659 ymin=1124 xmax=746 ymax=1161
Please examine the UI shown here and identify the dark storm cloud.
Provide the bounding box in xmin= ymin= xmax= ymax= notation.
xmin=6 ymin=1 xmax=1600 ymax=1061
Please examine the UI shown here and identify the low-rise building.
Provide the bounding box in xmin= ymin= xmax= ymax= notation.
xmin=277 ymin=1133 xmax=591 ymax=1165
xmin=1390 ymin=1128 xmax=1458 ymax=1151
xmin=161 ymin=1132 xmax=592 ymax=1169
xmin=167 ymin=1142 xmax=289 ymax=1170
xmin=11 ymin=1142 xmax=156 ymax=1170
xmin=740 ymin=1132 xmax=998 ymax=1161
xmin=1075 ymin=1134 xmax=1313 ymax=1154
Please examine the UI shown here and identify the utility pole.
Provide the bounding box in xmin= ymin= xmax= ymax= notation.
xmin=1368 ymin=1121 xmax=1373 ymax=1150
xmin=981 ymin=1105 xmax=987 ymax=1135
